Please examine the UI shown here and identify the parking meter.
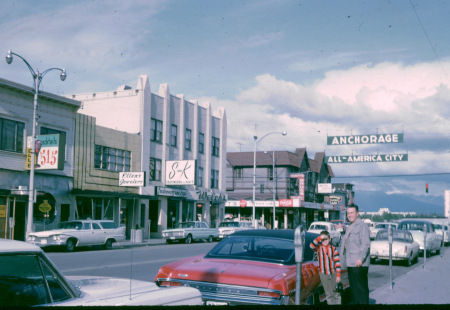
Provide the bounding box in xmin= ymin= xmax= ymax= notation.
xmin=294 ymin=226 xmax=304 ymax=305
xmin=388 ymin=225 xmax=393 ymax=290
xmin=423 ymin=223 xmax=427 ymax=267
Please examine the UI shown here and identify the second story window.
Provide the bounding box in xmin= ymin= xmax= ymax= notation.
xmin=151 ymin=118 xmax=162 ymax=142
xmin=94 ymin=145 xmax=130 ymax=172
xmin=234 ymin=168 xmax=243 ymax=179
xmin=211 ymin=169 xmax=219 ymax=189
xmin=212 ymin=137 xmax=220 ymax=157
xmin=149 ymin=157 xmax=162 ymax=181
xmin=0 ymin=118 xmax=24 ymax=153
xmin=198 ymin=166 xmax=204 ymax=187
xmin=185 ymin=129 xmax=192 ymax=151
xmin=170 ymin=125 xmax=177 ymax=147
xmin=198 ymin=133 xmax=204 ymax=154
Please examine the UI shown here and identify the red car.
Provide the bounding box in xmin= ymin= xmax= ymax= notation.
xmin=155 ymin=230 xmax=348 ymax=305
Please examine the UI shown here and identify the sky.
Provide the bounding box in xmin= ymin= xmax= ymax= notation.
xmin=1 ymin=0 xmax=449 ymax=214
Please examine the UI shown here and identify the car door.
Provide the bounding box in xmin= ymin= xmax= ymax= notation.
xmin=77 ymin=222 xmax=94 ymax=245
xmin=91 ymin=223 xmax=104 ymax=244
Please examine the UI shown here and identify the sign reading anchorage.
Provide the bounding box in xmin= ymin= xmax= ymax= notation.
xmin=325 ymin=133 xmax=408 ymax=164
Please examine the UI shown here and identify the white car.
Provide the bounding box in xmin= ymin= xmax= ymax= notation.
xmin=370 ymin=229 xmax=420 ymax=266
xmin=218 ymin=221 xmax=252 ymax=239
xmin=307 ymin=221 xmax=341 ymax=246
xmin=0 ymin=239 xmax=203 ymax=306
xmin=398 ymin=220 xmax=442 ymax=256
xmin=370 ymin=222 xmax=398 ymax=240
xmin=434 ymin=223 xmax=450 ymax=246
xmin=27 ymin=219 xmax=125 ymax=252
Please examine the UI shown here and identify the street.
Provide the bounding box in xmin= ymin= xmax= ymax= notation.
xmin=46 ymin=241 xmax=442 ymax=293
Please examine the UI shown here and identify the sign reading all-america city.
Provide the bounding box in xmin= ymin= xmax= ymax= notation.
xmin=325 ymin=153 xmax=408 ymax=164
xmin=327 ymin=133 xmax=403 ymax=145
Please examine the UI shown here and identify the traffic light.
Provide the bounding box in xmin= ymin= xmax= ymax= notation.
xmin=426 ymin=183 xmax=428 ymax=193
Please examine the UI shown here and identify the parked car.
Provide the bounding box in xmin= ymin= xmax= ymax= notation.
xmin=27 ymin=219 xmax=125 ymax=252
xmin=433 ymin=223 xmax=450 ymax=246
xmin=162 ymin=221 xmax=219 ymax=244
xmin=218 ymin=221 xmax=252 ymax=239
xmin=307 ymin=221 xmax=341 ymax=246
xmin=370 ymin=222 xmax=399 ymax=240
xmin=398 ymin=220 xmax=442 ymax=256
xmin=370 ymin=229 xmax=420 ymax=266
xmin=0 ymin=239 xmax=203 ymax=306
xmin=155 ymin=229 xmax=350 ymax=305
xmin=330 ymin=219 xmax=346 ymax=234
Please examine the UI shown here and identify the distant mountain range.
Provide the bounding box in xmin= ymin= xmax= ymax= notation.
xmin=355 ymin=191 xmax=445 ymax=216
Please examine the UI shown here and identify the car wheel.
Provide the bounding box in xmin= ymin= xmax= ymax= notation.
xmin=166 ymin=239 xmax=172 ymax=244
xmin=370 ymin=257 xmax=376 ymax=264
xmin=185 ymin=234 xmax=192 ymax=244
xmin=207 ymin=235 xmax=213 ymax=243
xmin=104 ymin=239 xmax=113 ymax=250
xmin=406 ymin=253 xmax=413 ymax=266
xmin=65 ymin=239 xmax=75 ymax=252
xmin=436 ymin=248 xmax=441 ymax=255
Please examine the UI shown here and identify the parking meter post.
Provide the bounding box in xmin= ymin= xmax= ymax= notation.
xmin=423 ymin=224 xmax=427 ymax=268
xmin=388 ymin=225 xmax=393 ymax=290
xmin=294 ymin=226 xmax=304 ymax=305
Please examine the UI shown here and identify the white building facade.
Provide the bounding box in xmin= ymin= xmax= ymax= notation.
xmin=70 ymin=76 xmax=227 ymax=237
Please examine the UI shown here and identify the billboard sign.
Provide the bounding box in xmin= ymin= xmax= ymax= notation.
xmin=318 ymin=183 xmax=333 ymax=194
xmin=27 ymin=134 xmax=66 ymax=170
xmin=325 ymin=154 xmax=408 ymax=163
xmin=165 ymin=160 xmax=196 ymax=185
xmin=327 ymin=133 xmax=404 ymax=145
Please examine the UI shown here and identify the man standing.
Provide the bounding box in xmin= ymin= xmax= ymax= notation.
xmin=341 ymin=204 xmax=370 ymax=304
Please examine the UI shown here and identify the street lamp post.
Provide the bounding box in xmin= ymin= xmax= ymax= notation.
xmin=6 ymin=50 xmax=66 ymax=239
xmin=265 ymin=150 xmax=277 ymax=229
xmin=252 ymin=131 xmax=287 ymax=228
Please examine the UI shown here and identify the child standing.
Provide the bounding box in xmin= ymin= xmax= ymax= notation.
xmin=310 ymin=230 xmax=341 ymax=305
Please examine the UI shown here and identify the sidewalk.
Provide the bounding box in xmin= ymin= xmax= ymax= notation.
xmin=370 ymin=247 xmax=450 ymax=305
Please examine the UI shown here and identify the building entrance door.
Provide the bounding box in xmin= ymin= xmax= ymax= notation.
xmin=13 ymin=201 xmax=26 ymax=241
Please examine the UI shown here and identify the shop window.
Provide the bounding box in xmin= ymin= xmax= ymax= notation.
xmin=197 ymin=166 xmax=204 ymax=187
xmin=0 ymin=118 xmax=24 ymax=153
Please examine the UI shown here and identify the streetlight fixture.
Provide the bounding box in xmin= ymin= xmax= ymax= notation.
xmin=264 ymin=150 xmax=277 ymax=229
xmin=6 ymin=50 xmax=67 ymax=239
xmin=253 ymin=131 xmax=287 ymax=228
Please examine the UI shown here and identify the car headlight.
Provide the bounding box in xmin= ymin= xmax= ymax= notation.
xmin=52 ymin=235 xmax=62 ymax=241
xmin=28 ymin=236 xmax=36 ymax=241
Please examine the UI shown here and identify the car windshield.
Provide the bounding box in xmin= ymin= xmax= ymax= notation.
xmin=376 ymin=231 xmax=411 ymax=242
xmin=57 ymin=222 xmax=82 ymax=230
xmin=434 ymin=225 xmax=442 ymax=229
xmin=219 ymin=222 xmax=239 ymax=228
xmin=206 ymin=235 xmax=295 ymax=264
xmin=398 ymin=222 xmax=430 ymax=232
xmin=178 ymin=222 xmax=196 ymax=229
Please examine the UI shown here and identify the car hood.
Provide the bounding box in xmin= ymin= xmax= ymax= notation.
xmin=165 ymin=257 xmax=292 ymax=287
xmin=60 ymin=276 xmax=202 ymax=306
xmin=30 ymin=229 xmax=76 ymax=237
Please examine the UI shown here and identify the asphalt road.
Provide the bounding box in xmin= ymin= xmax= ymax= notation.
xmin=46 ymin=241 xmax=442 ymax=292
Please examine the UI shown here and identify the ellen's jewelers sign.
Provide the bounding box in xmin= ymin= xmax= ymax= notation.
xmin=119 ymin=172 xmax=145 ymax=187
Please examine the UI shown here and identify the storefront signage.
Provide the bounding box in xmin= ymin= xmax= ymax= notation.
xmin=279 ymin=199 xmax=293 ymax=207
xmin=239 ymin=199 xmax=247 ymax=208
xmin=197 ymin=190 xmax=227 ymax=203
xmin=0 ymin=205 xmax=6 ymax=218
xmin=328 ymin=195 xmax=342 ymax=205
xmin=327 ymin=133 xmax=403 ymax=145
xmin=38 ymin=200 xmax=52 ymax=213
xmin=26 ymin=134 xmax=66 ymax=170
xmin=318 ymin=183 xmax=332 ymax=194
xmin=165 ymin=160 xmax=196 ymax=185
xmin=325 ymin=154 xmax=408 ymax=163
xmin=157 ymin=187 xmax=187 ymax=198
xmin=119 ymin=172 xmax=145 ymax=187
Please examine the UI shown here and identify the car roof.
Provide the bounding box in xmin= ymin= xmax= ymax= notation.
xmin=232 ymin=229 xmax=319 ymax=240
xmin=0 ymin=239 xmax=42 ymax=253
xmin=399 ymin=219 xmax=433 ymax=224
